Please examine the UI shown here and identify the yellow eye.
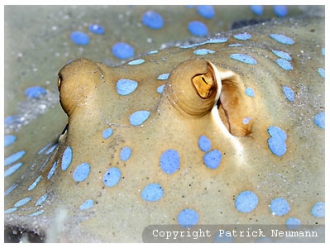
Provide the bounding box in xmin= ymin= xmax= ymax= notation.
xmin=57 ymin=74 xmax=63 ymax=90
xmin=192 ymin=68 xmax=216 ymax=99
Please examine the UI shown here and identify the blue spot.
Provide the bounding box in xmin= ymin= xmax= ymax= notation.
xmin=14 ymin=197 xmax=31 ymax=207
xmin=243 ymin=117 xmax=252 ymax=125
xmin=276 ymin=59 xmax=293 ymax=70
xmin=205 ymin=38 xmax=228 ymax=44
xmin=157 ymin=85 xmax=165 ymax=94
xmin=148 ymin=50 xmax=158 ymax=55
xmin=230 ymin=54 xmax=257 ymax=65
xmin=157 ymin=73 xmax=170 ymax=80
xmin=267 ymin=126 xmax=287 ymax=156
xmin=203 ymin=150 xmax=222 ymax=169
xmin=80 ymin=199 xmax=94 ymax=210
xmin=177 ymin=209 xmax=199 ymax=228
xmin=233 ymin=33 xmax=252 ymax=41
xmin=4 ymin=208 xmax=17 ymax=214
xmin=128 ymin=59 xmax=145 ymax=65
xmin=321 ymin=48 xmax=325 ymax=56
xmin=273 ymin=5 xmax=288 ymax=17
xmin=112 ymin=42 xmax=134 ymax=60
xmin=160 ymin=149 xmax=180 ymax=174
xmin=268 ymin=126 xmax=287 ymax=140
xmin=250 ymin=5 xmax=263 ymax=16
xmin=38 ymin=143 xmax=53 ymax=155
xmin=245 ymin=87 xmax=255 ymax=97
xmin=4 ymin=150 xmax=25 ymax=166
xmin=47 ymin=162 xmax=57 ymax=180
xmin=194 ymin=49 xmax=215 ymax=55
xmin=272 ymin=50 xmax=292 ymax=61
xmin=103 ymin=167 xmax=121 ymax=187
xmin=88 ymin=24 xmax=105 ymax=34
xmin=62 ymin=146 xmax=73 ymax=171
xmin=142 ymin=11 xmax=164 ymax=29
xmin=73 ymin=163 xmax=91 ymax=182
xmin=102 ymin=128 xmax=113 ymax=139
xmin=116 ymin=79 xmax=138 ymax=96
xmin=120 ymin=147 xmax=132 ymax=161
xmin=270 ymin=197 xmax=290 ymax=216
xmin=129 ymin=110 xmax=150 ymax=126
xmin=229 ymin=43 xmax=242 ymax=47
xmin=4 ymin=135 xmax=16 ymax=147
xmin=70 ymin=31 xmax=90 ymax=46
xmin=30 ymin=210 xmax=44 ymax=217
xmin=45 ymin=144 xmax=57 ymax=154
xmin=25 ymin=86 xmax=47 ymax=99
xmin=197 ymin=5 xmax=215 ymax=19
xmin=270 ymin=34 xmax=295 ymax=45
xmin=188 ymin=21 xmax=208 ymax=37
xmin=4 ymin=115 xmax=17 ymax=126
xmin=311 ymin=202 xmax=325 ymax=218
xmin=4 ymin=183 xmax=18 ymax=196
xmin=36 ymin=193 xmax=48 ymax=206
xmin=286 ymin=218 xmax=301 ymax=230
xmin=235 ymin=191 xmax=258 ymax=213
xmin=314 ymin=112 xmax=325 ymax=129
xmin=198 ymin=135 xmax=212 ymax=152
xmin=28 ymin=175 xmax=43 ymax=191
xmin=141 ymin=183 xmax=164 ymax=202
xmin=318 ymin=68 xmax=325 ymax=78
xmin=282 ymin=86 xmax=294 ymax=102
xmin=4 ymin=163 xmax=23 ymax=178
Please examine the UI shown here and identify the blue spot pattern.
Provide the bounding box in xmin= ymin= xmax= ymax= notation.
xmin=112 ymin=42 xmax=134 ymax=59
xmin=28 ymin=175 xmax=42 ymax=191
xmin=282 ymin=86 xmax=294 ymax=102
xmin=45 ymin=144 xmax=57 ymax=155
xmin=62 ymin=146 xmax=73 ymax=171
xmin=25 ymin=86 xmax=47 ymax=99
xmin=250 ymin=5 xmax=263 ymax=16
xmin=286 ymin=218 xmax=301 ymax=230
xmin=157 ymin=73 xmax=170 ymax=80
xmin=267 ymin=126 xmax=287 ymax=156
xmin=5 ymin=208 xmax=17 ymax=214
xmin=102 ymin=128 xmax=113 ymax=139
xmin=198 ymin=135 xmax=212 ymax=152
xmin=116 ymin=79 xmax=138 ymax=96
xmin=70 ymin=31 xmax=90 ymax=46
xmin=4 ymin=150 xmax=25 ymax=166
xmin=141 ymin=183 xmax=164 ymax=202
xmin=4 ymin=135 xmax=16 ymax=147
xmin=30 ymin=210 xmax=44 ymax=217
xmin=197 ymin=5 xmax=215 ymax=19
xmin=160 ymin=149 xmax=180 ymax=174
xmin=245 ymin=87 xmax=255 ymax=97
xmin=157 ymin=85 xmax=165 ymax=94
xmin=129 ymin=110 xmax=150 ymax=126
xmin=88 ymin=24 xmax=105 ymax=34
xmin=179 ymin=38 xmax=227 ymax=49
xmin=235 ymin=191 xmax=258 ymax=213
xmin=270 ymin=197 xmax=290 ymax=216
xmin=203 ymin=150 xmax=222 ymax=169
xmin=188 ymin=21 xmax=208 ymax=37
xmin=318 ymin=68 xmax=325 ymax=78
xmin=36 ymin=193 xmax=48 ymax=206
xmin=80 ymin=199 xmax=94 ymax=210
xmin=47 ymin=162 xmax=57 ymax=179
xmin=4 ymin=183 xmax=18 ymax=196
xmin=177 ymin=208 xmax=199 ymax=228
xmin=230 ymin=54 xmax=257 ymax=65
xmin=276 ymin=59 xmax=293 ymax=70
xmin=103 ymin=167 xmax=121 ymax=187
xmin=233 ymin=33 xmax=252 ymax=41
xmin=311 ymin=202 xmax=325 ymax=218
xmin=14 ymin=197 xmax=31 ymax=207
xmin=273 ymin=5 xmax=288 ymax=17
xmin=128 ymin=59 xmax=145 ymax=65
xmin=243 ymin=117 xmax=252 ymax=124
xmin=270 ymin=34 xmax=295 ymax=45
xmin=321 ymin=48 xmax=325 ymax=56
xmin=4 ymin=163 xmax=23 ymax=178
xmin=148 ymin=50 xmax=158 ymax=55
xmin=38 ymin=143 xmax=53 ymax=155
xmin=194 ymin=49 xmax=215 ymax=55
xmin=142 ymin=11 xmax=164 ymax=29
xmin=272 ymin=50 xmax=292 ymax=61
xmin=73 ymin=163 xmax=91 ymax=182
xmin=314 ymin=112 xmax=325 ymax=129
xmin=120 ymin=147 xmax=132 ymax=161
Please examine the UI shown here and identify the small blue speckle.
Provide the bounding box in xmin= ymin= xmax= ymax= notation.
xmin=160 ymin=149 xmax=180 ymax=174
xmin=235 ymin=191 xmax=259 ymax=213
xmin=177 ymin=208 xmax=199 ymax=228
xmin=4 ymin=150 xmax=25 ymax=166
xmin=4 ymin=135 xmax=16 ymax=147
xmin=112 ymin=42 xmax=134 ymax=60
xmin=47 ymin=162 xmax=57 ymax=180
xmin=197 ymin=5 xmax=215 ymax=19
xmin=245 ymin=87 xmax=255 ymax=97
xmin=141 ymin=183 xmax=164 ymax=202
xmin=45 ymin=144 xmax=57 ymax=155
xmin=276 ymin=59 xmax=293 ymax=71
xmin=36 ymin=193 xmax=48 ymax=206
xmin=4 ymin=183 xmax=18 ymax=196
xmin=14 ymin=197 xmax=31 ymax=207
xmin=282 ymin=86 xmax=294 ymax=102
xmin=314 ymin=112 xmax=325 ymax=129
xmin=233 ymin=33 xmax=252 ymax=41
xmin=267 ymin=126 xmax=287 ymax=156
xmin=243 ymin=117 xmax=252 ymax=125
xmin=120 ymin=147 xmax=132 ymax=161
xmin=273 ymin=5 xmax=288 ymax=17
xmin=73 ymin=163 xmax=91 ymax=182
xmin=28 ymin=175 xmax=43 ymax=191
xmin=103 ymin=167 xmax=121 ymax=187
xmin=29 ymin=210 xmax=44 ymax=217
xmin=318 ymin=68 xmax=325 ymax=78
xmin=203 ymin=150 xmax=222 ymax=169
xmin=148 ymin=50 xmax=158 ymax=55
xmin=270 ymin=34 xmax=295 ymax=45
xmin=250 ymin=5 xmax=263 ymax=16
xmin=142 ymin=11 xmax=164 ymax=29
xmin=80 ymin=199 xmax=94 ymax=210
xmin=4 ymin=163 xmax=23 ymax=178
xmin=198 ymin=135 xmax=212 ymax=152
xmin=4 ymin=208 xmax=17 ymax=214
xmin=129 ymin=110 xmax=150 ymax=126
xmin=25 ymin=86 xmax=47 ymax=99
xmin=230 ymin=54 xmax=257 ymax=65
xmin=70 ymin=31 xmax=90 ymax=46
xmin=194 ymin=49 xmax=215 ymax=55
xmin=88 ymin=24 xmax=105 ymax=34
xmin=311 ymin=202 xmax=325 ymax=218
xmin=272 ymin=50 xmax=292 ymax=61
xmin=157 ymin=85 xmax=165 ymax=94
xmin=128 ymin=59 xmax=145 ymax=65
xmin=286 ymin=218 xmax=301 ymax=230
xmin=102 ymin=128 xmax=113 ymax=139
xmin=270 ymin=197 xmax=290 ymax=216
xmin=157 ymin=73 xmax=170 ymax=80
xmin=321 ymin=48 xmax=325 ymax=56
xmin=62 ymin=146 xmax=73 ymax=171
xmin=116 ymin=79 xmax=138 ymax=96
xmin=188 ymin=21 xmax=208 ymax=37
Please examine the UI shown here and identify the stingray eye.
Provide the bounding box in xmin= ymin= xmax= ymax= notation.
xmin=57 ymin=74 xmax=63 ymax=91
xmin=192 ymin=68 xmax=216 ymax=99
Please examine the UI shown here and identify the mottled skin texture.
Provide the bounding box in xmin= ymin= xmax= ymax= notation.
xmin=5 ymin=17 xmax=324 ymax=242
